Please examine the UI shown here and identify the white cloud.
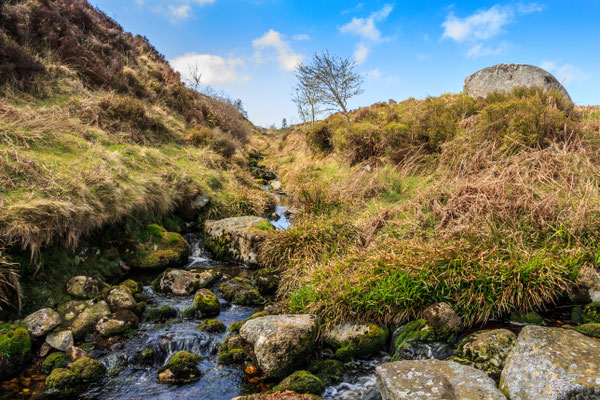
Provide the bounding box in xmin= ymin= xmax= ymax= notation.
xmin=292 ymin=34 xmax=310 ymax=41
xmin=147 ymin=0 xmax=215 ymax=21
xmin=169 ymin=53 xmax=249 ymax=85
xmin=466 ymin=42 xmax=508 ymax=58
xmin=340 ymin=4 xmax=393 ymax=64
xmin=168 ymin=4 xmax=191 ymax=19
xmin=540 ymin=61 xmax=589 ymax=85
xmin=252 ymin=30 xmax=303 ymax=71
xmin=366 ymin=68 xmax=400 ymax=84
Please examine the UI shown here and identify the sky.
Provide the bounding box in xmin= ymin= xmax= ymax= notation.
xmin=93 ymin=0 xmax=600 ymax=127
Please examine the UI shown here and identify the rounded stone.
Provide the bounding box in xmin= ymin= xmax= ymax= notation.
xmin=22 ymin=308 xmax=61 ymax=338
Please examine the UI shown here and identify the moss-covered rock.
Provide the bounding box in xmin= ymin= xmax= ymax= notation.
xmin=573 ymin=323 xmax=600 ymax=338
xmin=308 ymin=359 xmax=345 ymax=386
xmin=157 ymin=351 xmax=202 ymax=384
xmin=67 ymin=276 xmax=108 ymax=299
xmin=45 ymin=368 xmax=80 ymax=389
xmin=229 ymin=311 xmax=269 ymax=333
xmin=58 ymin=299 xmax=111 ymax=339
xmin=145 ymin=305 xmax=178 ymax=323
xmin=324 ymin=323 xmax=388 ymax=361
xmin=119 ymin=279 xmax=141 ymax=295
xmin=509 ymin=311 xmax=545 ymax=326
xmin=140 ymin=347 xmax=154 ymax=364
xmin=252 ymin=269 xmax=280 ymax=295
xmin=219 ymin=277 xmax=264 ymax=306
xmin=193 ymin=288 xmax=220 ymax=317
xmin=95 ymin=310 xmax=139 ymax=337
xmin=274 ymin=371 xmax=325 ymax=395
xmin=217 ymin=334 xmax=248 ymax=365
xmin=124 ymin=225 xmax=190 ymax=269
xmin=42 ymin=352 xmax=71 ymax=374
xmin=422 ymin=302 xmax=462 ymax=341
xmin=182 ymin=307 xmax=196 ymax=320
xmin=582 ymin=302 xmax=600 ymax=324
xmin=70 ymin=357 xmax=107 ymax=382
xmin=199 ymin=319 xmax=226 ymax=333
xmin=0 ymin=323 xmax=32 ymax=380
xmin=391 ymin=319 xmax=439 ymax=362
xmin=152 ymin=268 xmax=220 ymax=296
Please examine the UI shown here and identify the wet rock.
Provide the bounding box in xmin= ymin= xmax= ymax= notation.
xmin=451 ymin=329 xmax=517 ymax=378
xmin=46 ymin=330 xmax=74 ymax=352
xmin=119 ymin=279 xmax=141 ymax=295
xmin=582 ymin=302 xmax=600 ymax=323
xmin=218 ymin=334 xmax=250 ymax=365
xmin=391 ymin=319 xmax=453 ymax=361
xmin=193 ymin=288 xmax=220 ymax=317
xmin=66 ymin=276 xmax=107 ymax=299
xmin=572 ymin=322 xmax=600 ymax=338
xmin=145 ymin=305 xmax=178 ymax=323
xmin=0 ymin=323 xmax=32 ymax=381
xmin=106 ymin=286 xmax=136 ymax=312
xmin=182 ymin=307 xmax=196 ymax=320
xmin=422 ymin=302 xmax=462 ymax=340
xmin=41 ymin=352 xmax=71 ymax=374
xmin=252 ymin=269 xmax=280 ymax=295
xmin=240 ymin=314 xmax=318 ymax=378
xmin=308 ymin=359 xmax=345 ymax=386
xmin=70 ymin=357 xmax=107 ymax=382
xmin=157 ymin=351 xmax=202 ymax=384
xmin=96 ymin=310 xmax=139 ymax=337
xmin=232 ymin=392 xmax=323 ymax=400
xmin=509 ymin=311 xmax=545 ymax=326
xmin=45 ymin=368 xmax=80 ymax=389
xmin=22 ymin=308 xmax=61 ymax=337
xmin=274 ymin=371 xmax=325 ymax=396
xmin=177 ymin=193 xmax=210 ymax=221
xmin=198 ymin=319 xmax=226 ymax=333
xmin=219 ymin=277 xmax=264 ymax=306
xmin=124 ymin=225 xmax=190 ymax=269
xmin=464 ymin=64 xmax=572 ymax=102
xmin=39 ymin=342 xmax=51 ymax=357
xmin=376 ymin=359 xmax=507 ymax=400
xmin=152 ymin=268 xmax=220 ymax=296
xmin=323 ymin=323 xmax=388 ymax=361
xmin=204 ymin=216 xmax=273 ymax=265
xmin=67 ymin=346 xmax=87 ymax=361
xmin=58 ymin=299 xmax=111 ymax=339
xmin=500 ymin=326 xmax=600 ymax=399
xmin=572 ymin=265 xmax=600 ymax=303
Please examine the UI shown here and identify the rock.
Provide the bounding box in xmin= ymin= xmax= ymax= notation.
xmin=124 ymin=225 xmax=190 ymax=269
xmin=66 ymin=276 xmax=107 ymax=299
xmin=193 ymin=288 xmax=220 ymax=317
xmin=391 ymin=319 xmax=453 ymax=362
xmin=283 ymin=207 xmax=299 ymax=219
xmin=152 ymin=268 xmax=220 ymax=296
xmin=67 ymin=346 xmax=87 ymax=361
xmin=422 ymin=302 xmax=462 ymax=340
xmin=582 ymin=302 xmax=600 ymax=323
xmin=45 ymin=368 xmax=80 ymax=389
xmin=119 ymin=279 xmax=141 ymax=295
xmin=323 ymin=323 xmax=388 ymax=361
xmin=240 ymin=314 xmax=318 ymax=378
xmin=572 ymin=323 xmax=600 ymax=338
xmin=308 ymin=359 xmax=345 ymax=386
xmin=58 ymin=299 xmax=111 ymax=339
xmin=39 ymin=342 xmax=51 ymax=357
xmin=509 ymin=311 xmax=545 ymax=326
xmin=70 ymin=357 xmax=107 ymax=382
xmin=198 ymin=319 xmax=226 ymax=333
xmin=464 ymin=64 xmax=572 ymax=102
xmin=500 ymin=326 xmax=600 ymax=399
xmin=106 ymin=286 xmax=136 ymax=312
xmin=229 ymin=311 xmax=269 ymax=333
xmin=22 ymin=308 xmax=61 ymax=337
xmin=252 ymin=269 xmax=280 ymax=295
xmin=177 ymin=193 xmax=210 ymax=221
xmin=42 ymin=352 xmax=71 ymax=374
xmin=218 ymin=334 xmax=250 ymax=365
xmin=95 ymin=310 xmax=139 ymax=337
xmin=204 ymin=216 xmax=273 ymax=265
xmin=46 ymin=330 xmax=74 ymax=352
xmin=157 ymin=351 xmax=202 ymax=384
xmin=0 ymin=323 xmax=32 ymax=381
xmin=182 ymin=307 xmax=196 ymax=320
xmin=376 ymin=359 xmax=507 ymax=400
xmin=274 ymin=371 xmax=325 ymax=396
xmin=232 ymin=392 xmax=323 ymax=400
xmin=219 ymin=277 xmax=264 ymax=306
xmin=145 ymin=305 xmax=178 ymax=323
xmin=271 ymin=181 xmax=282 ymax=191
xmin=451 ymin=329 xmax=517 ymax=378
xmin=572 ymin=265 xmax=600 ymax=303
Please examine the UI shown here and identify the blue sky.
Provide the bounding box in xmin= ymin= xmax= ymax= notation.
xmin=94 ymin=0 xmax=600 ymax=127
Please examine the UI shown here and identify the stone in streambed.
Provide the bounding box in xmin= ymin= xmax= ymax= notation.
xmin=58 ymin=299 xmax=111 ymax=339
xmin=219 ymin=277 xmax=264 ymax=306
xmin=95 ymin=310 xmax=139 ymax=337
xmin=274 ymin=370 xmax=325 ymax=396
xmin=22 ymin=308 xmax=61 ymax=338
xmin=152 ymin=268 xmax=220 ymax=296
xmin=198 ymin=319 xmax=226 ymax=333
xmin=193 ymin=288 xmax=220 ymax=317
xmin=450 ymin=329 xmax=517 ymax=378
xmin=66 ymin=276 xmax=108 ymax=299
xmin=323 ymin=323 xmax=388 ymax=361
xmin=42 ymin=352 xmax=71 ymax=373
xmin=106 ymin=286 xmax=136 ymax=312
xmin=422 ymin=302 xmax=462 ymax=340
xmin=157 ymin=351 xmax=202 ymax=384
xmin=217 ymin=334 xmax=249 ymax=365
xmin=124 ymin=225 xmax=190 ymax=269
xmin=46 ymin=330 xmax=74 ymax=352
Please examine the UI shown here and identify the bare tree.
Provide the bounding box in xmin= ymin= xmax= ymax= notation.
xmin=187 ymin=62 xmax=202 ymax=91
xmin=295 ymin=51 xmax=364 ymax=124
xmin=292 ymin=75 xmax=323 ymax=125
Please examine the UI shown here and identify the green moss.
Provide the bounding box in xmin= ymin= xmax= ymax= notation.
xmin=138 ymin=224 xmax=164 ymax=242
xmin=572 ymin=306 xmax=584 ymax=325
xmin=193 ymin=289 xmax=220 ymax=317
xmin=308 ymin=359 xmax=345 ymax=386
xmin=0 ymin=323 xmax=31 ymax=358
xmin=203 ymin=233 xmax=232 ymax=260
xmin=252 ymin=269 xmax=280 ymax=295
xmin=452 ymin=329 xmax=517 ymax=378
xmin=218 ymin=277 xmax=264 ymax=306
xmin=145 ymin=306 xmax=177 ymax=323
xmin=42 ymin=352 xmax=71 ymax=374
xmin=158 ymin=351 xmax=202 ymax=381
xmin=391 ymin=319 xmax=437 ymax=362
xmin=327 ymin=324 xmax=389 ymax=361
xmin=229 ymin=311 xmax=269 ymax=333
xmin=119 ymin=279 xmax=140 ymax=294
xmin=133 ymin=301 xmax=148 ymax=318
xmin=573 ymin=323 xmax=600 ymax=338
xmin=182 ymin=307 xmax=196 ymax=320
xmin=125 ymin=227 xmax=190 ymax=269
xmin=70 ymin=357 xmax=107 ymax=382
xmin=217 ymin=335 xmax=247 ymax=365
xmin=254 ymin=220 xmax=274 ymax=232
xmin=510 ymin=311 xmax=545 ymax=326
xmin=273 ymin=370 xmax=325 ymax=395
xmin=45 ymin=368 xmax=80 ymax=389
xmin=141 ymin=347 xmax=154 ymax=361
xmin=198 ymin=319 xmax=226 ymax=333
xmin=583 ymin=302 xmax=600 ymax=324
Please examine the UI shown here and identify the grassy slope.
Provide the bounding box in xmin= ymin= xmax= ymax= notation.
xmin=259 ymin=89 xmax=600 ymax=326
xmin=0 ymin=0 xmax=273 ymax=314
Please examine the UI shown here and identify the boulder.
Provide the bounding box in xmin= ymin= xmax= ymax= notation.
xmin=152 ymin=268 xmax=220 ymax=296
xmin=96 ymin=310 xmax=139 ymax=337
xmin=66 ymin=276 xmax=107 ymax=299
xmin=70 ymin=357 xmax=107 ymax=382
xmin=0 ymin=323 xmax=32 ymax=381
xmin=571 ymin=265 xmax=600 ymax=303
xmin=22 ymin=308 xmax=61 ymax=337
xmin=45 ymin=368 xmax=80 ymax=389
xmin=219 ymin=277 xmax=264 ymax=306
xmin=204 ymin=216 xmax=273 ymax=265
xmin=422 ymin=303 xmax=462 ymax=340
xmin=376 ymin=359 xmax=507 ymax=400
xmin=323 ymin=323 xmax=388 ymax=361
xmin=464 ymin=64 xmax=572 ymax=102
xmin=124 ymin=225 xmax=190 ymax=269
xmin=46 ymin=330 xmax=74 ymax=352
xmin=119 ymin=279 xmax=141 ymax=295
xmin=193 ymin=288 xmax=220 ymax=317
xmin=500 ymin=326 xmax=600 ymax=399
xmin=58 ymin=299 xmax=111 ymax=339
xmin=452 ymin=329 xmax=517 ymax=378
xmin=391 ymin=319 xmax=453 ymax=361
xmin=41 ymin=352 xmax=71 ymax=374
xmin=240 ymin=314 xmax=318 ymax=378
xmin=106 ymin=286 xmax=136 ymax=312
xmin=252 ymin=269 xmax=280 ymax=295
xmin=218 ymin=334 xmax=251 ymax=365
xmin=145 ymin=305 xmax=178 ymax=323
xmin=198 ymin=319 xmax=226 ymax=333
xmin=157 ymin=351 xmax=202 ymax=384
xmin=274 ymin=371 xmax=325 ymax=396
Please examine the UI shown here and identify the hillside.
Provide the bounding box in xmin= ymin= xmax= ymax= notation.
xmin=0 ymin=0 xmax=273 ymax=314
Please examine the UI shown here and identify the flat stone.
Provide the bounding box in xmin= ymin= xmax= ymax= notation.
xmin=500 ymin=326 xmax=600 ymax=400
xmin=46 ymin=330 xmax=74 ymax=352
xmin=22 ymin=308 xmax=61 ymax=337
xmin=152 ymin=268 xmax=219 ymax=296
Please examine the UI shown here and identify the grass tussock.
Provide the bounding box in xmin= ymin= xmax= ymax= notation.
xmin=259 ymin=88 xmax=600 ymax=326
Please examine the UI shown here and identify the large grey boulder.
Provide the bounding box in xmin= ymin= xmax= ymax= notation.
xmin=239 ymin=314 xmax=318 ymax=378
xmin=152 ymin=268 xmax=220 ymax=296
xmin=204 ymin=216 xmax=273 ymax=265
xmin=22 ymin=308 xmax=61 ymax=338
xmin=376 ymin=359 xmax=506 ymax=400
xmin=500 ymin=326 xmax=600 ymax=399
xmin=46 ymin=330 xmax=74 ymax=352
xmin=464 ymin=64 xmax=572 ymax=102
xmin=58 ymin=299 xmax=111 ymax=339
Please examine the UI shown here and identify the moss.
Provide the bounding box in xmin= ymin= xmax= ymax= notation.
xmin=574 ymin=323 xmax=600 ymax=338
xmin=510 ymin=311 xmax=545 ymax=326
xmin=452 ymin=329 xmax=516 ymax=379
xmin=571 ymin=306 xmax=584 ymax=325
xmin=0 ymin=323 xmax=31 ymax=358
xmin=217 ymin=335 xmax=247 ymax=365
xmin=158 ymin=351 xmax=202 ymax=381
xmin=218 ymin=277 xmax=264 ymax=306
xmin=45 ymin=368 xmax=80 ymax=389
xmin=145 ymin=305 xmax=177 ymax=323
xmin=583 ymin=302 xmax=600 ymax=324
xmin=70 ymin=357 xmax=107 ymax=382
xmin=308 ymin=359 xmax=345 ymax=386
xmin=391 ymin=319 xmax=436 ymax=361
xmin=42 ymin=352 xmax=71 ymax=374
xmin=119 ymin=279 xmax=141 ymax=294
xmin=198 ymin=319 xmax=226 ymax=333
xmin=133 ymin=301 xmax=147 ymax=318
xmin=138 ymin=224 xmax=164 ymax=242
xmin=182 ymin=307 xmax=196 ymax=320
xmin=193 ymin=289 xmax=220 ymax=317
xmin=273 ymin=370 xmax=325 ymax=396
xmin=328 ymin=324 xmax=389 ymax=361
xmin=253 ymin=220 xmax=275 ymax=232
xmin=229 ymin=311 xmax=269 ymax=333
xmin=125 ymin=226 xmax=190 ymax=269
xmin=204 ymin=233 xmax=232 ymax=260
xmin=252 ymin=269 xmax=280 ymax=295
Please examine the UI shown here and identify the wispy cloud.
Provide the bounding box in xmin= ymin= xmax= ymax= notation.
xmin=252 ymin=30 xmax=303 ymax=71
xmin=292 ymin=34 xmax=310 ymax=41
xmin=367 ymin=68 xmax=400 ymax=84
xmin=169 ymin=53 xmax=249 ymax=85
xmin=540 ymin=60 xmax=589 ymax=85
xmin=145 ymin=0 xmax=216 ymax=21
xmin=441 ymin=3 xmax=543 ymax=57
xmin=340 ymin=4 xmax=394 ymax=64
